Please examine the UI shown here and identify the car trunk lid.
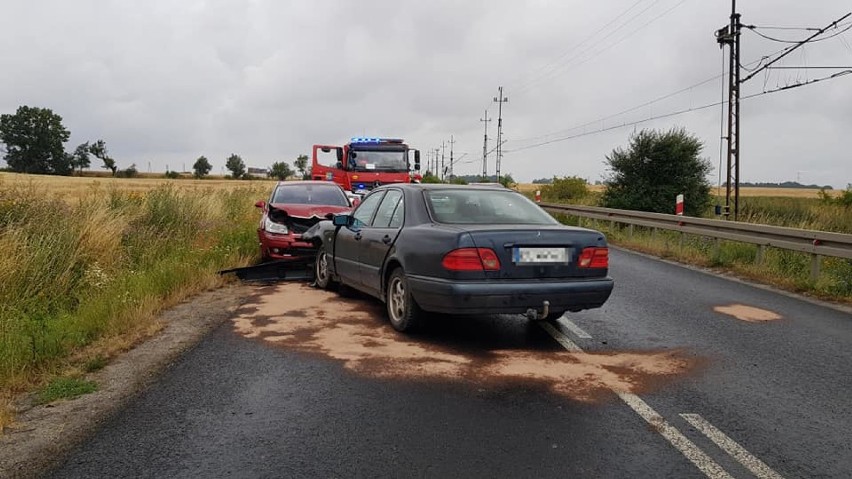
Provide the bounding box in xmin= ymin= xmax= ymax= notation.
xmin=464 ymin=225 xmax=607 ymax=279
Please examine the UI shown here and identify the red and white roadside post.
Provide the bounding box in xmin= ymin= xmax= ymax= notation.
xmin=675 ymin=194 xmax=684 ymax=216
xmin=535 ymin=190 xmax=541 ymax=203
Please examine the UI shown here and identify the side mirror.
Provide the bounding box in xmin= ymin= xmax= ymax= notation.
xmin=414 ymin=150 xmax=421 ymax=171
xmin=255 ymin=200 xmax=266 ymax=209
xmin=351 ymin=197 xmax=361 ymax=208
xmin=336 ymin=148 xmax=343 ymax=163
xmin=332 ymin=214 xmax=352 ymax=227
xmin=321 ymin=147 xmax=331 ymax=153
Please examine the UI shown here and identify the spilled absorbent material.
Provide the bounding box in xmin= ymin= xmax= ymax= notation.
xmin=713 ymin=304 xmax=782 ymax=322
xmin=232 ymin=283 xmax=696 ymax=403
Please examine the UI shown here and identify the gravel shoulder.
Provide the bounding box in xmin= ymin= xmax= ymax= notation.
xmin=0 ymin=284 xmax=253 ymax=479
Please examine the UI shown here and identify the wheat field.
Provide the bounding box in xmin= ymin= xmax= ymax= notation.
xmin=0 ymin=171 xmax=277 ymax=201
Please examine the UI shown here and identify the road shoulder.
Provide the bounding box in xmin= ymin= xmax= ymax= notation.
xmin=0 ymin=284 xmax=253 ymax=479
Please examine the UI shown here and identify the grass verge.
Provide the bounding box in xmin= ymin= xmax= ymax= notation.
xmin=37 ymin=378 xmax=98 ymax=404
xmin=553 ymin=213 xmax=852 ymax=303
xmin=0 ymin=181 xmax=265 ymax=431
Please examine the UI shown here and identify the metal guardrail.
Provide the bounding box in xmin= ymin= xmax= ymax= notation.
xmin=540 ymin=203 xmax=852 ymax=279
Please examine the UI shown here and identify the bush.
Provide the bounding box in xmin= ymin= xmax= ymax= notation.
xmin=164 ymin=170 xmax=180 ymax=179
xmin=541 ymin=176 xmax=588 ymax=202
xmin=602 ymin=128 xmax=712 ymax=216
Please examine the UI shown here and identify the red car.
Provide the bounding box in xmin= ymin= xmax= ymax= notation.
xmin=255 ymin=181 xmax=353 ymax=261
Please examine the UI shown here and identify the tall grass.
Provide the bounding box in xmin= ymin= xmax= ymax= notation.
xmin=0 ymin=182 xmax=263 ymax=393
xmin=546 ymin=193 xmax=852 ymax=301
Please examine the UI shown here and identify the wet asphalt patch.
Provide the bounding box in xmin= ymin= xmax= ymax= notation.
xmin=232 ymin=283 xmax=697 ymax=403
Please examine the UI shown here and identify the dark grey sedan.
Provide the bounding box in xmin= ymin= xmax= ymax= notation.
xmin=303 ymin=184 xmax=613 ymax=332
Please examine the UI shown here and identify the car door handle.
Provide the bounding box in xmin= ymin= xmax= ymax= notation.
xmin=354 ymin=233 xmax=362 ymax=241
xmin=382 ymin=235 xmax=392 ymax=245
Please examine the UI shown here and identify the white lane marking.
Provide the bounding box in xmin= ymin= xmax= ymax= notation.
xmin=539 ymin=323 xmax=733 ymax=479
xmin=556 ymin=316 xmax=592 ymax=339
xmin=539 ymin=322 xmax=582 ymax=352
xmin=618 ymin=393 xmax=734 ymax=479
xmin=681 ymin=414 xmax=784 ymax=479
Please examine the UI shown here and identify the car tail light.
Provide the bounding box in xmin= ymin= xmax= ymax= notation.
xmin=442 ymin=248 xmax=501 ymax=271
xmin=578 ymin=247 xmax=608 ymax=268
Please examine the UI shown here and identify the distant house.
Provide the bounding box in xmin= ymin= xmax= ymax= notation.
xmin=246 ymin=167 xmax=268 ymax=178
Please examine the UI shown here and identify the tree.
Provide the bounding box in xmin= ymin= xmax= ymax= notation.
xmin=294 ymin=154 xmax=310 ymax=179
xmin=601 ymin=128 xmax=712 ymax=216
xmin=225 ymin=154 xmax=246 ymax=179
xmin=116 ymin=163 xmax=139 ymax=178
xmin=89 ymin=140 xmax=116 ymax=175
xmin=268 ymin=161 xmax=293 ymax=181
xmin=0 ymin=106 xmax=72 ymax=175
xmin=70 ymin=142 xmax=91 ymax=174
xmin=193 ymin=155 xmax=212 ymax=179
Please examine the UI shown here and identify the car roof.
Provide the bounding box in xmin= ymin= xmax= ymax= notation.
xmin=377 ymin=183 xmax=511 ymax=192
xmin=275 ymin=181 xmax=343 ymax=188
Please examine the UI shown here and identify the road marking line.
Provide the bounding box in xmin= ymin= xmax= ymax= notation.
xmin=539 ymin=322 xmax=582 ymax=352
xmin=539 ymin=323 xmax=733 ymax=479
xmin=681 ymin=414 xmax=784 ymax=479
xmin=556 ymin=316 xmax=592 ymax=339
xmin=618 ymin=393 xmax=734 ymax=479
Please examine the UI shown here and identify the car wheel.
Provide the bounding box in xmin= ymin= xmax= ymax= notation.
xmin=314 ymin=246 xmax=334 ymax=290
xmin=386 ymin=268 xmax=422 ymax=332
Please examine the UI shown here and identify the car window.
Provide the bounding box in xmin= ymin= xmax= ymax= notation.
xmin=352 ymin=191 xmax=385 ymax=227
xmin=272 ymin=184 xmax=348 ymax=206
xmin=425 ymin=189 xmax=558 ymax=225
xmin=388 ymin=197 xmax=404 ymax=228
xmin=373 ymin=190 xmax=403 ymax=228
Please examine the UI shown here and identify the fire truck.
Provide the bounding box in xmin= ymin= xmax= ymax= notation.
xmin=311 ymin=137 xmax=421 ymax=195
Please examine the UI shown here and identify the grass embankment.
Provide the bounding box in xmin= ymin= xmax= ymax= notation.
xmin=0 ymin=178 xmax=265 ymax=430
xmin=550 ymin=194 xmax=852 ymax=302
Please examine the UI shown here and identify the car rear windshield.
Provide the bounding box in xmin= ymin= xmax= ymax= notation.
xmin=272 ymin=184 xmax=349 ymax=206
xmin=425 ymin=189 xmax=558 ymax=225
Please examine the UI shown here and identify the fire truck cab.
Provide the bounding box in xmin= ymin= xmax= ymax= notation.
xmin=311 ymin=137 xmax=421 ymax=195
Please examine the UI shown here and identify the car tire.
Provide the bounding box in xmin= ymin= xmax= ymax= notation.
xmin=314 ymin=246 xmax=334 ymax=290
xmin=386 ymin=268 xmax=422 ymax=332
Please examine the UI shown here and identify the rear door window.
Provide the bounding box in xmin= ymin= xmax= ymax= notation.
xmin=352 ymin=191 xmax=385 ymax=227
xmin=372 ymin=190 xmax=403 ymax=228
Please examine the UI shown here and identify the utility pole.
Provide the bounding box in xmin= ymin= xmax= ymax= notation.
xmin=479 ymin=110 xmax=491 ymax=179
xmin=448 ymin=135 xmax=455 ymax=179
xmin=434 ymin=148 xmax=440 ymax=177
xmin=714 ymin=2 xmax=849 ymax=220
xmin=716 ymin=0 xmax=741 ymax=220
xmin=440 ymin=141 xmax=446 ymax=182
xmin=493 ymin=86 xmax=508 ymax=183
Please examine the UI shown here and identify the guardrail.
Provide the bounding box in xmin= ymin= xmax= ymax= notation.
xmin=540 ymin=203 xmax=852 ymax=280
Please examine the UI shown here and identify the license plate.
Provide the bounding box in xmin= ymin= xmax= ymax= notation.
xmin=512 ymin=247 xmax=569 ymax=264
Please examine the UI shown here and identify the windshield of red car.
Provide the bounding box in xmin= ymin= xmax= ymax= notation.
xmin=425 ymin=189 xmax=559 ymax=225
xmin=272 ymin=184 xmax=349 ymax=206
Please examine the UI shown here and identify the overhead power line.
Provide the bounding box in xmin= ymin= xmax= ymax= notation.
xmin=507 ymin=0 xmax=647 ymax=92
xmin=502 ymin=70 xmax=852 ymax=154
xmin=514 ymin=0 xmax=675 ymax=95
xmin=744 ymin=23 xmax=852 ymax=44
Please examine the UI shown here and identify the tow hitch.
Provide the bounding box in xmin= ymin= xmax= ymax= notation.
xmin=525 ymin=300 xmax=550 ymax=321
xmin=218 ymin=258 xmax=315 ymax=283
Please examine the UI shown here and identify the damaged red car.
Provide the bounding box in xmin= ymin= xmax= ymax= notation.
xmin=255 ymin=181 xmax=353 ymax=261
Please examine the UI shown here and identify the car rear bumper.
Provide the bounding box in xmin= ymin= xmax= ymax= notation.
xmin=406 ymin=276 xmax=614 ymax=315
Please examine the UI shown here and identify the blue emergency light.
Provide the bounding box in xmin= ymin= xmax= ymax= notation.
xmin=350 ymin=137 xmax=382 ymax=144
xmin=350 ymin=137 xmax=404 ymax=144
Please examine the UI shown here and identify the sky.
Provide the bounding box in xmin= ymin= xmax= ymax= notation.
xmin=1 ymin=0 xmax=850 ymax=187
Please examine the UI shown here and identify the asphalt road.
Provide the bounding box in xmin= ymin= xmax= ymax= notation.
xmin=50 ymin=249 xmax=852 ymax=478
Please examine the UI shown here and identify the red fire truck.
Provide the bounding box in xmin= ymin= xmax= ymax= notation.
xmin=311 ymin=137 xmax=421 ymax=195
